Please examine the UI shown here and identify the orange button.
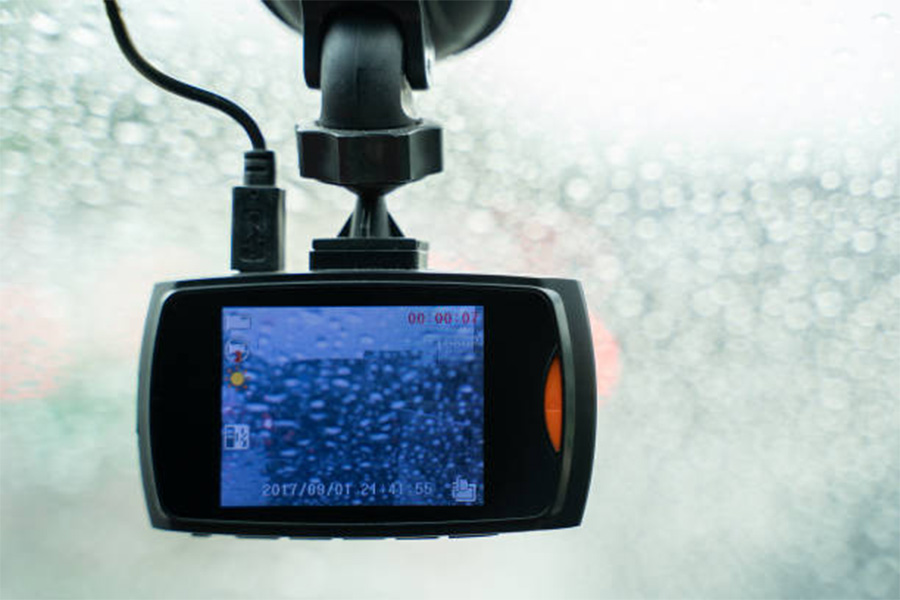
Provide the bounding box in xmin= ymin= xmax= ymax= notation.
xmin=544 ymin=356 xmax=562 ymax=452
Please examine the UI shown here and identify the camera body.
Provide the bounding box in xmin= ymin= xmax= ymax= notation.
xmin=139 ymin=271 xmax=596 ymax=538
xmin=107 ymin=0 xmax=599 ymax=539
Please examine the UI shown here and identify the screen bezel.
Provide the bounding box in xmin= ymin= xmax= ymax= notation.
xmin=147 ymin=282 xmax=563 ymax=525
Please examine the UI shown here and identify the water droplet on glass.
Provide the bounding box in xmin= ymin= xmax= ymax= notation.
xmin=848 ymin=176 xmax=869 ymax=196
xmin=638 ymin=189 xmax=660 ymax=211
xmin=852 ymin=230 xmax=877 ymax=253
xmin=635 ymin=217 xmax=659 ymax=240
xmin=815 ymin=290 xmax=843 ymax=318
xmin=611 ymin=170 xmax=633 ymax=190
xmin=783 ymin=302 xmax=812 ymax=331
xmin=466 ymin=209 xmax=495 ymax=234
xmin=829 ymin=257 xmax=854 ymax=281
xmin=640 ymin=161 xmax=663 ymax=181
xmin=606 ymin=191 xmax=630 ymax=214
xmin=642 ymin=311 xmax=673 ymax=341
xmin=135 ymin=85 xmax=161 ymax=107
xmin=114 ymin=121 xmax=148 ymax=145
xmin=872 ymin=12 xmax=893 ymax=26
xmin=831 ymin=47 xmax=854 ymax=65
xmin=565 ymin=177 xmax=592 ymax=205
xmin=236 ymin=38 xmax=259 ymax=57
xmin=691 ymin=192 xmax=715 ymax=214
xmin=819 ymin=171 xmax=842 ymax=190
xmin=2 ymin=151 xmax=29 ymax=176
xmin=70 ymin=26 xmax=99 ymax=47
xmin=30 ymin=12 xmax=61 ymax=37
xmin=605 ymin=145 xmax=628 ymax=166
xmin=660 ymin=185 xmax=682 ymax=208
xmin=787 ymin=154 xmax=809 ymax=173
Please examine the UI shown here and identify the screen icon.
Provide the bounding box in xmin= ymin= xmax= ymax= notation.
xmin=225 ymin=314 xmax=251 ymax=331
xmin=451 ymin=476 xmax=477 ymax=503
xmin=223 ymin=424 xmax=250 ymax=450
xmin=226 ymin=339 xmax=250 ymax=362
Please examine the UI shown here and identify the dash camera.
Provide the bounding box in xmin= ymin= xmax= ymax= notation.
xmin=106 ymin=0 xmax=598 ymax=538
xmin=139 ymin=271 xmax=596 ymax=537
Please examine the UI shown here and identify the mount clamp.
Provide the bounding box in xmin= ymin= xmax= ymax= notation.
xmin=295 ymin=3 xmax=441 ymax=271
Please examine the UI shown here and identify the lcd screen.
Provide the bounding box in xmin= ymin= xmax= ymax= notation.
xmin=220 ymin=306 xmax=485 ymax=507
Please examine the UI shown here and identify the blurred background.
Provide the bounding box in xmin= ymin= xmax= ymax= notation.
xmin=1 ymin=0 xmax=898 ymax=598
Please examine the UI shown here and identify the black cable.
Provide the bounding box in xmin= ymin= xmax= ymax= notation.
xmin=103 ymin=0 xmax=266 ymax=150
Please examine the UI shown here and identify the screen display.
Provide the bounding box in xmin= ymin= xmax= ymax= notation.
xmin=220 ymin=306 xmax=485 ymax=507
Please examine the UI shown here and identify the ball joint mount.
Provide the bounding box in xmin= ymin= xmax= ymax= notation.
xmin=276 ymin=1 xmax=511 ymax=270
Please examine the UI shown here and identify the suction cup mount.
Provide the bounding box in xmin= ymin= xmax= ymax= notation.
xmin=264 ymin=1 xmax=511 ymax=271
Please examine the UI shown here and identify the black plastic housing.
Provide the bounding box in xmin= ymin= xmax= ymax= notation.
xmin=138 ymin=271 xmax=596 ymax=538
xmin=231 ymin=186 xmax=285 ymax=272
xmin=262 ymin=0 xmax=514 ymax=87
xmin=310 ymin=238 xmax=428 ymax=270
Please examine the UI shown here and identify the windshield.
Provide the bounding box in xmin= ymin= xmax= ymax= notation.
xmin=1 ymin=0 xmax=897 ymax=598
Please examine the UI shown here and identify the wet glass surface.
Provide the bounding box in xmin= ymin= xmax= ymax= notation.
xmin=1 ymin=0 xmax=898 ymax=598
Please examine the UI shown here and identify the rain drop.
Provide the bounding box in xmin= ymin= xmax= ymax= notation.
xmin=852 ymin=230 xmax=877 ymax=253
xmin=29 ymin=12 xmax=61 ymax=37
xmin=819 ymin=171 xmax=842 ymax=190
xmin=114 ymin=121 xmax=149 ymax=145
xmin=564 ymin=177 xmax=592 ymax=205
xmin=872 ymin=12 xmax=893 ymax=26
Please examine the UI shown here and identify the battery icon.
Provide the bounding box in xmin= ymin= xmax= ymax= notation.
xmin=225 ymin=314 xmax=251 ymax=331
